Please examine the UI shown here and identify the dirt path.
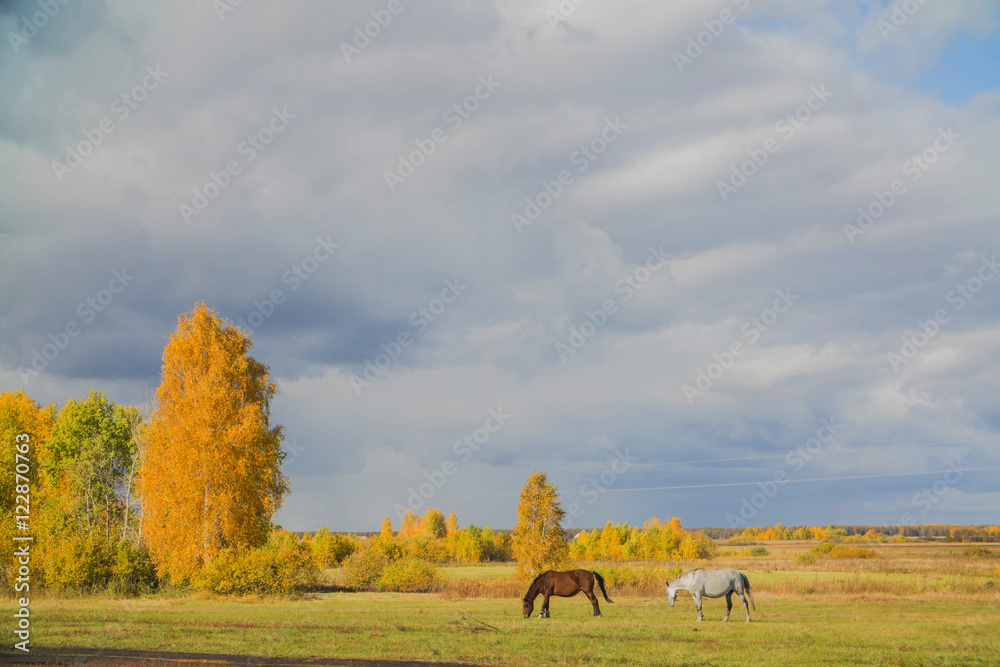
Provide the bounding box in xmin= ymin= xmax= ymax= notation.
xmin=0 ymin=647 xmax=478 ymax=667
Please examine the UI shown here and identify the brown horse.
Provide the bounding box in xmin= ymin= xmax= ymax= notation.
xmin=522 ymin=569 xmax=613 ymax=618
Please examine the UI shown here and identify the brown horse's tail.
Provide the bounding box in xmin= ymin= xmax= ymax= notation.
xmin=593 ymin=571 xmax=613 ymax=603
xmin=741 ymin=572 xmax=756 ymax=610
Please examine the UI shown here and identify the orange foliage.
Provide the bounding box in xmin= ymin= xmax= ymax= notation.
xmin=140 ymin=303 xmax=288 ymax=581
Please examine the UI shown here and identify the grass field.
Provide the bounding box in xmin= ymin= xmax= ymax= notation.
xmin=5 ymin=541 xmax=1000 ymax=666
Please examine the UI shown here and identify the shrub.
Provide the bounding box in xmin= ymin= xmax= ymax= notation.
xmin=595 ymin=564 xmax=682 ymax=595
xmin=747 ymin=546 xmax=769 ymax=557
xmin=795 ymin=552 xmax=817 ymax=564
xmin=40 ymin=532 xmax=113 ymax=591
xmin=810 ymin=542 xmax=839 ymax=555
xmin=342 ymin=539 xmax=401 ymax=590
xmin=311 ymin=529 xmax=359 ymax=568
xmin=195 ymin=542 xmax=319 ymax=596
xmin=826 ymin=546 xmax=878 ymax=559
xmin=407 ymin=537 xmax=451 ymax=564
xmin=600 ymin=565 xmax=639 ymax=587
xmin=964 ymin=546 xmax=996 ymax=558
xmin=109 ymin=541 xmax=159 ymax=596
xmin=726 ymin=538 xmax=757 ymax=546
xmin=379 ymin=559 xmax=441 ymax=592
xmin=275 ymin=541 xmax=321 ymax=592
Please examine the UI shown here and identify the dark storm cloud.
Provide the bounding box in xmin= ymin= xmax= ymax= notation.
xmin=2 ymin=1 xmax=999 ymax=530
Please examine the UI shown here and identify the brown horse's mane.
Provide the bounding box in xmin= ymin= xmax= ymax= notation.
xmin=524 ymin=570 xmax=553 ymax=599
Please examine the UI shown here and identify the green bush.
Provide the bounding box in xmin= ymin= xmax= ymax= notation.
xmin=109 ymin=541 xmax=158 ymax=596
xmin=747 ymin=546 xmax=769 ymax=557
xmin=379 ymin=559 xmax=442 ymax=592
xmin=795 ymin=552 xmax=817 ymax=564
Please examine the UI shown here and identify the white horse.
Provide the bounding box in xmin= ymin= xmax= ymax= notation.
xmin=666 ymin=568 xmax=756 ymax=622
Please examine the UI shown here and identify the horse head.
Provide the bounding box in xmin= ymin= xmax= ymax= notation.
xmin=522 ymin=597 xmax=534 ymax=618
xmin=666 ymin=582 xmax=678 ymax=607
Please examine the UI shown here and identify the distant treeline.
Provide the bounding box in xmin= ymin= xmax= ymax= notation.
xmin=698 ymin=523 xmax=1000 ymax=542
xmin=298 ymin=523 xmax=1000 ymax=544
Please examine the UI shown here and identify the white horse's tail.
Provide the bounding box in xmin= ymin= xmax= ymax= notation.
xmin=741 ymin=572 xmax=756 ymax=610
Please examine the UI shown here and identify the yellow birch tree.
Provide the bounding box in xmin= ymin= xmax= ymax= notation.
xmin=511 ymin=471 xmax=569 ymax=579
xmin=140 ymin=303 xmax=288 ymax=581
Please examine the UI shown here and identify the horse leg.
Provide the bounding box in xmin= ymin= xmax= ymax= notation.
xmin=723 ymin=592 xmax=732 ymax=622
xmin=738 ymin=591 xmax=751 ymax=622
xmin=585 ymin=588 xmax=601 ymax=617
xmin=694 ymin=593 xmax=704 ymax=622
xmin=540 ymin=593 xmax=551 ymax=618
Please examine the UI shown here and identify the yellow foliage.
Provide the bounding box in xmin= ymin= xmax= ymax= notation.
xmin=399 ymin=509 xmax=420 ymax=540
xmin=379 ymin=559 xmax=442 ymax=592
xmin=511 ymin=471 xmax=570 ymax=579
xmin=194 ymin=541 xmax=318 ymax=596
xmin=342 ymin=539 xmax=402 ymax=589
xmin=141 ymin=304 xmax=288 ymax=582
xmin=0 ymin=391 xmax=55 ymax=592
xmin=679 ymin=535 xmax=699 ymax=560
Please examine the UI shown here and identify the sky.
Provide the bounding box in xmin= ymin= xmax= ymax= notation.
xmin=2 ymin=0 xmax=999 ymax=532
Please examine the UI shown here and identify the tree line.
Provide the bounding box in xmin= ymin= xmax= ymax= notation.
xmin=3 ymin=303 xmax=994 ymax=597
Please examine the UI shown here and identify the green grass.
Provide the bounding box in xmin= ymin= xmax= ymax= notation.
xmin=6 ymin=593 xmax=998 ymax=665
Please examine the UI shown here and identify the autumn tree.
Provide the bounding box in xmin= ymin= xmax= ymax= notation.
xmin=511 ymin=471 xmax=569 ymax=579
xmin=418 ymin=508 xmax=446 ymax=539
xmin=141 ymin=303 xmax=288 ymax=581
xmin=0 ymin=392 xmax=54 ymax=591
xmin=445 ymin=511 xmax=458 ymax=537
xmin=44 ymin=389 xmax=138 ymax=543
xmin=380 ymin=518 xmax=394 ymax=540
xmin=399 ymin=509 xmax=420 ymax=540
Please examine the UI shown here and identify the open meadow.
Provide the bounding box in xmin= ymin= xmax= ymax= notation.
xmin=5 ymin=541 xmax=999 ymax=666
